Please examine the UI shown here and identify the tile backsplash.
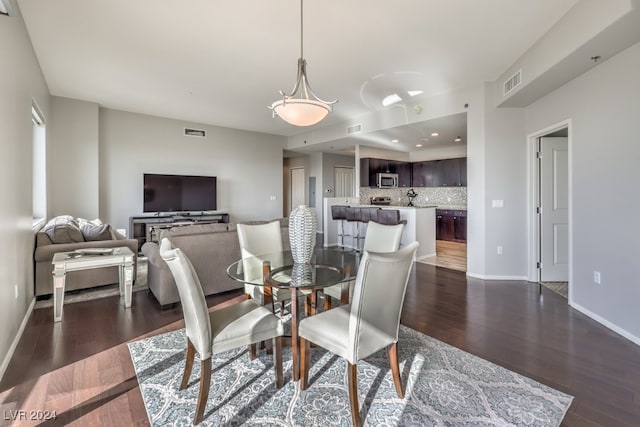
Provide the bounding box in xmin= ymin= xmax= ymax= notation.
xmin=360 ymin=186 xmax=467 ymax=208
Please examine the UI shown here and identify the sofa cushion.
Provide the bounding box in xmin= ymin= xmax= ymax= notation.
xmin=43 ymin=216 xmax=84 ymax=244
xmin=80 ymin=223 xmax=113 ymax=241
xmin=35 ymin=232 xmax=53 ymax=246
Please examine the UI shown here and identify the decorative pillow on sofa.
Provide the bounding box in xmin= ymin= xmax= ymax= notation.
xmin=80 ymin=223 xmax=113 ymax=241
xmin=43 ymin=216 xmax=84 ymax=244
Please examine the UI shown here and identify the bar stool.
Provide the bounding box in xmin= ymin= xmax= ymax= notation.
xmin=331 ymin=205 xmax=348 ymax=248
xmin=376 ymin=209 xmax=406 ymax=226
xmin=345 ymin=207 xmax=363 ymax=251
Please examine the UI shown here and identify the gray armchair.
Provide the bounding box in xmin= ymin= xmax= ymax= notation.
xmin=160 ymin=238 xmax=284 ymax=425
xmin=322 ymin=221 xmax=405 ymax=310
xmin=299 ymin=241 xmax=419 ymax=427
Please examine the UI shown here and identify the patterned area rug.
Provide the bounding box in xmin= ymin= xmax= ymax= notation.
xmin=128 ymin=325 xmax=573 ymax=426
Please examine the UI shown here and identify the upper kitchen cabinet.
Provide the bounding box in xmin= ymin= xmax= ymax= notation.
xmin=411 ymin=158 xmax=466 ymax=187
xmin=391 ymin=160 xmax=412 ymax=187
xmin=360 ymin=158 xmax=411 ymax=187
xmin=361 ymin=157 xmax=465 ymax=187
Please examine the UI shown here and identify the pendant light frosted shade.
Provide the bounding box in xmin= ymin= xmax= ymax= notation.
xmin=271 ymin=98 xmax=331 ymax=127
xmin=269 ymin=0 xmax=337 ymax=127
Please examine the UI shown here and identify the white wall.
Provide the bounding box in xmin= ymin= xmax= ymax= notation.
xmin=483 ymin=87 xmax=528 ymax=279
xmin=49 ymin=97 xmax=100 ymax=219
xmin=525 ymin=40 xmax=640 ymax=341
xmin=0 ymin=8 xmax=50 ymax=379
xmin=98 ymin=109 xmax=287 ymax=231
xmin=320 ymin=152 xmax=354 ymax=232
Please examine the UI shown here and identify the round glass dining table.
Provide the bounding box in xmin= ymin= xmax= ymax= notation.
xmin=226 ymin=248 xmax=360 ymax=381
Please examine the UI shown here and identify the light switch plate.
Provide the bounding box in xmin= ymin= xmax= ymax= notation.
xmin=492 ymin=200 xmax=504 ymax=208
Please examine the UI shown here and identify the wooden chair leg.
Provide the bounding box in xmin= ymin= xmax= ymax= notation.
xmin=194 ymin=357 xmax=211 ymax=425
xmin=273 ymin=336 xmax=283 ymax=389
xmin=323 ymin=294 xmax=332 ymax=311
xmin=180 ymin=338 xmax=196 ymax=390
xmin=309 ymin=293 xmax=316 ymax=315
xmin=280 ymin=300 xmax=286 ymax=315
xmin=389 ymin=342 xmax=404 ymax=398
xmin=300 ymin=337 xmax=310 ymax=390
xmin=249 ymin=343 xmax=257 ymax=360
xmin=347 ymin=362 xmax=361 ymax=427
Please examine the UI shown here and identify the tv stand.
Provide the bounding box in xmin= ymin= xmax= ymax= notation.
xmin=129 ymin=212 xmax=229 ymax=252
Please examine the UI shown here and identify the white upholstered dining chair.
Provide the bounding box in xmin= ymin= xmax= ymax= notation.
xmin=299 ymin=241 xmax=418 ymax=427
xmin=322 ymin=221 xmax=405 ymax=310
xmin=237 ymin=221 xmax=313 ymax=314
xmin=160 ymin=238 xmax=284 ymax=425
xmin=236 ymin=221 xmax=288 ymax=304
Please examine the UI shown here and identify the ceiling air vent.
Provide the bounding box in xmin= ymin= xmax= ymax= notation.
xmin=503 ymin=69 xmax=522 ymax=96
xmin=347 ymin=124 xmax=362 ymax=135
xmin=184 ymin=128 xmax=206 ymax=138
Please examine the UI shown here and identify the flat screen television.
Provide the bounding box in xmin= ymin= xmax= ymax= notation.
xmin=143 ymin=174 xmax=217 ymax=213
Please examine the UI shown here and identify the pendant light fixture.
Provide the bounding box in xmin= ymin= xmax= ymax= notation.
xmin=269 ymin=0 xmax=337 ymax=126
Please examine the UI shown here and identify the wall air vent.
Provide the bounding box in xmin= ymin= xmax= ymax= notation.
xmin=184 ymin=128 xmax=207 ymax=138
xmin=503 ymin=69 xmax=522 ymax=96
xmin=347 ymin=124 xmax=362 ymax=135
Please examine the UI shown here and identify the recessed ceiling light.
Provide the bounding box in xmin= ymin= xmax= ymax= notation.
xmin=407 ymin=90 xmax=423 ymax=97
xmin=391 ymin=139 xmax=399 ymax=143
xmin=416 ymin=144 xmax=423 ymax=147
xmin=454 ymin=136 xmax=462 ymax=142
xmin=382 ymin=93 xmax=402 ymax=107
xmin=421 ymin=138 xmax=429 ymax=142
xmin=431 ymin=132 xmax=439 ymax=137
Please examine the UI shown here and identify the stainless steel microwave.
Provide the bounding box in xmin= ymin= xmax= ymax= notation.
xmin=376 ymin=173 xmax=398 ymax=188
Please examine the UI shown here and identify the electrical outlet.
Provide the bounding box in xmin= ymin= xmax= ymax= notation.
xmin=593 ymin=271 xmax=601 ymax=284
xmin=497 ymin=246 xmax=503 ymax=255
xmin=270 ymin=195 xmax=277 ymax=201
xmin=14 ymin=284 xmax=18 ymax=299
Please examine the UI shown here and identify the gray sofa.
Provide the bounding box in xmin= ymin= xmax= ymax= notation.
xmin=141 ymin=218 xmax=290 ymax=308
xmin=34 ymin=216 xmax=138 ymax=298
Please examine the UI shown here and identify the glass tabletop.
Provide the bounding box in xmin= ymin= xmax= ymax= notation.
xmin=226 ymin=248 xmax=359 ymax=290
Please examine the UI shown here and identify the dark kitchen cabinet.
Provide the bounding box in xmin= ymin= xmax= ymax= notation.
xmin=360 ymin=158 xmax=409 ymax=187
xmin=436 ymin=209 xmax=467 ymax=242
xmin=362 ymin=157 xmax=466 ymax=188
xmin=413 ymin=158 xmax=467 ymax=187
xmin=393 ymin=160 xmax=412 ymax=187
xmin=412 ymin=161 xmax=433 ymax=187
xmin=436 ymin=211 xmax=455 ymax=241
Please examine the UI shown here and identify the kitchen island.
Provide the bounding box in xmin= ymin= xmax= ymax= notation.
xmin=323 ymin=197 xmax=436 ymax=260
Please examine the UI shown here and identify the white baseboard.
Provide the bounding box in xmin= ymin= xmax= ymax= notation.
xmin=570 ymin=301 xmax=640 ymax=347
xmin=416 ymin=252 xmax=437 ymax=261
xmin=0 ymin=297 xmax=35 ymax=382
xmin=466 ymin=272 xmax=528 ymax=281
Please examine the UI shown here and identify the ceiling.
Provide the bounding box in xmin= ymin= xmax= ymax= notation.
xmin=18 ymin=0 xmax=579 ymax=152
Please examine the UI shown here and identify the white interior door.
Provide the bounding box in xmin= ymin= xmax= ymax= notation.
xmin=540 ymin=137 xmax=568 ymax=282
xmin=290 ymin=167 xmax=305 ymax=212
xmin=334 ymin=167 xmax=354 ymax=198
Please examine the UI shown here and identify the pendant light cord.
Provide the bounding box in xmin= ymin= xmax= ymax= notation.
xmin=300 ymin=0 xmax=304 ymax=59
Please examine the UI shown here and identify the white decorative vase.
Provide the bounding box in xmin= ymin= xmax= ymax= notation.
xmin=289 ymin=205 xmax=317 ymax=264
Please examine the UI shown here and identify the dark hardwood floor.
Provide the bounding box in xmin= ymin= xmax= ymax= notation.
xmin=1 ymin=263 xmax=639 ymax=426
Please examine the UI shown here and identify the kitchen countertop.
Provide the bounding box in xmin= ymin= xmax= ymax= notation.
xmin=354 ymin=204 xmax=438 ymax=209
xmin=436 ymin=205 xmax=467 ymax=210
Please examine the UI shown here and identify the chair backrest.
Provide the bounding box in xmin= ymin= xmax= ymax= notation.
xmin=348 ymin=241 xmax=419 ymax=362
xmin=376 ymin=209 xmax=401 ymax=225
xmin=160 ymin=238 xmax=212 ymax=359
xmin=331 ymin=205 xmax=347 ymax=221
xmin=363 ymin=221 xmax=404 ymax=252
xmin=237 ymin=221 xmax=283 ymax=283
